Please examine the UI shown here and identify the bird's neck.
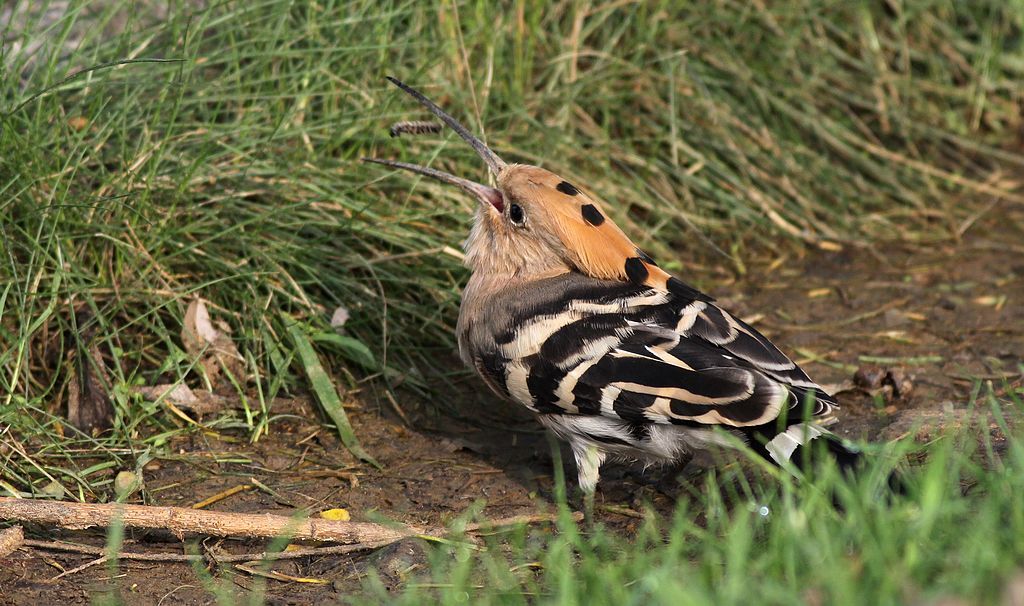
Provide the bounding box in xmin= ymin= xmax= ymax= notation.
xmin=462 ymin=207 xmax=571 ymax=283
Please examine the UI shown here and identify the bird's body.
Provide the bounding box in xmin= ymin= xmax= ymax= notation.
xmin=457 ymin=233 xmax=837 ymax=493
xmin=368 ymin=77 xmax=859 ymax=495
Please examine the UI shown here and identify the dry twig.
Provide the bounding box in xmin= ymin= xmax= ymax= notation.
xmin=0 ymin=498 xmax=416 ymax=544
xmin=22 ymin=538 xmax=392 ymax=564
xmin=47 ymin=555 xmax=107 ymax=582
xmin=463 ymin=512 xmax=583 ymax=532
xmin=5 ymin=498 xmax=585 ymax=580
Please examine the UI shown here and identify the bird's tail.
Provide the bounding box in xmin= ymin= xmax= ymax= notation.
xmin=747 ymin=421 xmax=911 ymax=499
xmin=746 ymin=422 xmax=863 ymax=473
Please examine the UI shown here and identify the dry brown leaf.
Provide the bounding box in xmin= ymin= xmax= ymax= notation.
xmin=135 ymin=383 xmax=228 ymax=415
xmin=182 ymin=299 xmax=245 ymax=387
xmin=67 ymin=311 xmax=114 ymax=433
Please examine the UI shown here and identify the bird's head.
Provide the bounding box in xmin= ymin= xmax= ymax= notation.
xmin=365 ymin=77 xmax=672 ymax=290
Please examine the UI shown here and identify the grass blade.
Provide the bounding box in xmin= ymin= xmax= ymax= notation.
xmin=287 ymin=321 xmax=380 ymax=469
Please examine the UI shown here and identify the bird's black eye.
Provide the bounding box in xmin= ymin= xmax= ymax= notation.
xmin=508 ymin=203 xmax=525 ymax=226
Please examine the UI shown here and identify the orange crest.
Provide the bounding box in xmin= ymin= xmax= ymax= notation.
xmin=498 ymin=165 xmax=671 ymax=290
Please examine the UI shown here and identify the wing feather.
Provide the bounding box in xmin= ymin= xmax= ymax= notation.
xmin=681 ymin=302 xmax=834 ymax=404
xmin=564 ymin=329 xmax=791 ymax=427
xmin=483 ymin=273 xmax=836 ymax=428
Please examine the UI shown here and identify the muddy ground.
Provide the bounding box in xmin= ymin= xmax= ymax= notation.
xmin=1 ymin=206 xmax=1022 ymax=604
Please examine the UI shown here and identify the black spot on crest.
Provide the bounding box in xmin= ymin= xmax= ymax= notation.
xmin=624 ymin=257 xmax=649 ymax=283
xmin=556 ymin=181 xmax=580 ymax=196
xmin=581 ymin=204 xmax=604 ymax=226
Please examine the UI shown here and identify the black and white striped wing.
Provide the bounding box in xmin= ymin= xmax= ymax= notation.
xmin=498 ymin=288 xmax=834 ymax=428
xmin=679 ymin=299 xmax=835 ymax=413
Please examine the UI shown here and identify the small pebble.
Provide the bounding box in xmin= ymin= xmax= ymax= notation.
xmin=114 ymin=470 xmax=142 ymax=498
xmin=40 ymin=480 xmax=65 ymax=499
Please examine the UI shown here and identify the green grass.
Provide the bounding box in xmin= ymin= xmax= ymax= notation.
xmin=362 ymin=388 xmax=1024 ymax=605
xmin=1 ymin=1 xmax=1024 ymax=601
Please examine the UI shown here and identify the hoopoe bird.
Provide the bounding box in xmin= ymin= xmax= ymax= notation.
xmin=367 ymin=77 xmax=861 ymax=498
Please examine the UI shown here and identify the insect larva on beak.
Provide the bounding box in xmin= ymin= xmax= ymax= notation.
xmin=389 ymin=120 xmax=443 ymax=138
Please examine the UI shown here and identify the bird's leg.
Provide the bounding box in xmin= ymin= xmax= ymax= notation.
xmin=582 ymin=489 xmax=595 ymax=527
xmin=572 ymin=443 xmax=605 ymax=527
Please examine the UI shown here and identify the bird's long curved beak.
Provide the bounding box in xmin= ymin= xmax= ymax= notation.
xmin=363 ymin=77 xmax=507 ymax=212
xmin=362 ymin=158 xmax=504 ymax=212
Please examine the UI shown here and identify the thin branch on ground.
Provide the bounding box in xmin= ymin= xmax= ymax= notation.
xmin=46 ymin=555 xmax=108 ymax=583
xmin=0 ymin=498 xmax=417 ymax=544
xmin=463 ymin=512 xmax=583 ymax=532
xmin=6 ymin=500 xmax=584 ymax=577
xmin=22 ymin=538 xmax=393 ymax=564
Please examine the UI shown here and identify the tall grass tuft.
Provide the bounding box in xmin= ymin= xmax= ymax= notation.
xmin=1 ymin=1 xmax=1022 ymax=495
